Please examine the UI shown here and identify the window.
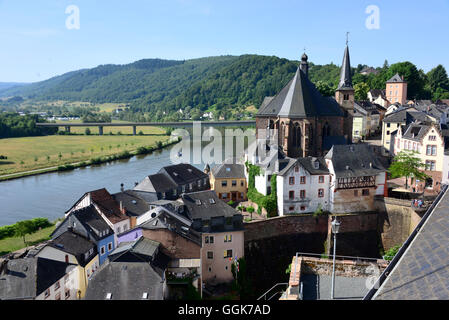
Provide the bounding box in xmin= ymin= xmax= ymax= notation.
xmin=224 ymin=235 xmax=232 ymax=243
xmin=429 ymin=135 xmax=436 ymax=141
xmin=427 ymin=145 xmax=437 ymax=156
xmin=221 ymin=193 xmax=228 ymax=199
xmin=65 ymin=255 xmax=69 ymax=263
xmin=295 ymin=166 xmax=299 ymax=173
xmin=300 ymin=206 xmax=306 ymax=211
xmin=362 ymin=189 xmax=370 ymax=196
xmin=289 ymin=177 xmax=295 ymax=185
xmin=108 ymin=242 xmax=112 ymax=251
xmin=173 ymin=189 xmax=177 ymax=196
xmin=319 ymin=176 xmax=324 ymax=183
xmin=224 ymin=250 xmax=233 ymax=258
xmin=289 ymin=206 xmax=295 ymax=211
xmin=387 ymin=123 xmax=390 ymax=128
xmin=182 ymin=185 xmax=186 ymax=193
xmin=300 ymin=176 xmax=306 ymax=184
xmin=100 ymin=246 xmax=105 ymax=255
xmin=232 ymin=180 xmax=237 ymax=187
xmin=300 ymin=190 xmax=306 ymax=199
xmin=268 ymin=175 xmax=272 ymax=182
xmin=189 ymin=183 xmax=193 ymax=190
xmin=44 ymin=288 xmax=50 ymax=299
xmin=426 ymin=160 xmax=436 ymax=171
xmin=387 ymin=131 xmax=390 ymax=135
xmin=55 ymin=281 xmax=60 ymax=290
xmin=289 ymin=191 xmax=295 ymax=200
xmin=207 ymin=251 xmax=213 ymax=259
xmin=198 ymin=180 xmax=202 ymax=187
xmin=65 ymin=288 xmax=70 ymax=300
xmin=209 ymin=236 xmax=214 ymax=244
xmin=205 ymin=236 xmax=209 ymax=244
xmin=240 ymin=181 xmax=244 ymax=187
xmin=222 ymin=180 xmax=227 ymax=187
xmin=318 ymin=189 xmax=324 ymax=198
xmin=55 ymin=293 xmax=61 ymax=300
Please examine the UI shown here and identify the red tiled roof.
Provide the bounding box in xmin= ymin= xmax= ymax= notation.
xmin=90 ymin=188 xmax=128 ymax=224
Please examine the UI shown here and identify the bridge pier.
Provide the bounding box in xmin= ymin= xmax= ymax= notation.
xmin=133 ymin=126 xmax=137 ymax=136
xmin=98 ymin=126 xmax=103 ymax=135
xmin=65 ymin=126 xmax=71 ymax=133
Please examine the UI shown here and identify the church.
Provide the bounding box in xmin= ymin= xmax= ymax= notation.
xmin=255 ymin=44 xmax=355 ymax=158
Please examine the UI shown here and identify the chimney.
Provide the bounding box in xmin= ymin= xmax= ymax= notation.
xmin=0 ymin=259 xmax=8 ymax=275
xmin=119 ymin=201 xmax=125 ymax=215
xmin=120 ymin=183 xmax=124 ymax=192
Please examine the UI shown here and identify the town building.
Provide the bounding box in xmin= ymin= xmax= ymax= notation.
xmin=276 ymin=157 xmax=330 ymax=215
xmin=255 ymin=45 xmax=353 ymax=158
xmin=52 ymin=205 xmax=116 ymax=265
xmin=368 ymin=89 xmax=389 ymax=108
xmin=66 ymin=188 xmax=130 ymax=245
xmin=385 ymin=73 xmax=408 ymax=105
xmin=352 ymin=101 xmax=384 ymax=140
xmin=209 ymin=162 xmax=247 ymax=202
xmin=181 ymin=190 xmax=244 ymax=285
xmin=393 ymin=122 xmax=445 ymax=193
xmin=84 ymin=238 xmax=169 ymax=300
xmin=35 ymin=230 xmax=99 ymax=298
xmin=133 ymin=163 xmax=210 ymax=201
xmin=381 ymin=107 xmax=435 ymax=155
xmin=0 ymin=257 xmax=79 ymax=300
xmin=325 ymin=144 xmax=387 ymax=213
xmin=112 ymin=189 xmax=151 ymax=228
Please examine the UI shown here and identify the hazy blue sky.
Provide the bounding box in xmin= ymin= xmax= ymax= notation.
xmin=0 ymin=0 xmax=448 ymax=82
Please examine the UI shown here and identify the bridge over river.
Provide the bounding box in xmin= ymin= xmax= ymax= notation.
xmin=37 ymin=120 xmax=256 ymax=135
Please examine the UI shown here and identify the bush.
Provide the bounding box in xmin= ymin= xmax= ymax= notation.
xmin=156 ymin=141 xmax=163 ymax=149
xmin=227 ymin=200 xmax=235 ymax=206
xmin=0 ymin=225 xmax=16 ymax=240
xmin=0 ymin=218 xmax=53 ymax=240
xmin=89 ymin=157 xmax=103 ymax=165
xmin=384 ymin=245 xmax=401 ymax=261
xmin=85 ymin=128 xmax=91 ymax=135
xmin=136 ymin=146 xmax=148 ymax=155
xmin=0 ymin=155 xmax=7 ymax=160
xmin=246 ymin=207 xmax=255 ymax=213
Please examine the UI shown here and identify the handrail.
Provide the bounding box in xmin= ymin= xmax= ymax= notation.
xmin=257 ymin=283 xmax=289 ymax=300
xmin=295 ymin=251 xmax=381 ymax=262
xmin=363 ymin=184 xmax=448 ymax=300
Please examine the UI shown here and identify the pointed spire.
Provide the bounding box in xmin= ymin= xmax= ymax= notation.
xmin=337 ymin=44 xmax=353 ymax=91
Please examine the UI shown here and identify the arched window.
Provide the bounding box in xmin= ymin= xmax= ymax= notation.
xmin=322 ymin=122 xmax=330 ymax=137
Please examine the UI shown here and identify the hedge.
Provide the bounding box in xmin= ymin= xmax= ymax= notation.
xmin=0 ymin=218 xmax=53 ymax=240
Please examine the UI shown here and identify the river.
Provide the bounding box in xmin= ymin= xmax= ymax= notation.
xmin=0 ymin=127 xmax=253 ymax=226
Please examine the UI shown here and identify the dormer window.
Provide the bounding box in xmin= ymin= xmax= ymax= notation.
xmin=226 ymin=167 xmax=231 ymax=172
xmin=313 ymin=161 xmax=319 ymax=169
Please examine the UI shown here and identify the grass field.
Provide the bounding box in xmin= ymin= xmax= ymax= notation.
xmin=54 ymin=120 xmax=170 ymax=135
xmin=0 ymin=224 xmax=57 ymax=256
xmin=0 ymin=131 xmax=170 ymax=176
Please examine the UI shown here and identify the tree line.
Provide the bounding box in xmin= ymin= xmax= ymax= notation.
xmin=0 ymin=113 xmax=58 ymax=139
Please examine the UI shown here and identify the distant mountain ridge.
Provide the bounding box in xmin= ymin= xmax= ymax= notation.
xmin=0 ymin=55 xmax=343 ymax=118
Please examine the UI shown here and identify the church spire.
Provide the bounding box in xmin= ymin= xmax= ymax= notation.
xmin=337 ymin=41 xmax=353 ymax=91
xmin=300 ymin=50 xmax=309 ymax=78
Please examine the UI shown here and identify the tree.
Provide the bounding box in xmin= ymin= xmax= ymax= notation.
xmin=427 ymin=65 xmax=449 ymax=93
xmin=388 ymin=150 xmax=428 ymax=190
xmin=315 ymin=81 xmax=335 ymax=97
xmin=85 ymin=128 xmax=91 ymax=135
xmin=354 ymin=82 xmax=370 ymax=101
xmin=231 ymin=258 xmax=254 ymax=299
xmin=15 ymin=220 xmax=34 ymax=244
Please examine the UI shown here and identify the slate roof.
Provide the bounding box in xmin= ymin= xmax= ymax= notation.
xmin=90 ymin=188 xmax=129 ymax=224
xmin=386 ymin=73 xmax=406 ymax=83
xmin=139 ymin=207 xmax=201 ymax=247
xmin=159 ymin=163 xmax=208 ymax=185
xmin=84 ymin=261 xmax=164 ymax=300
xmin=0 ymin=257 xmax=75 ymax=300
xmin=112 ymin=190 xmax=150 ymax=217
xmin=401 ymin=123 xmax=433 ymax=142
xmin=322 ymin=136 xmax=348 ymax=151
xmin=278 ymin=157 xmax=329 ymax=176
xmin=211 ymin=163 xmax=245 ymax=179
xmin=383 ymin=108 xmax=434 ymax=124
xmin=257 ymin=67 xmax=344 ymax=118
xmin=72 ymin=205 xmax=113 ymax=241
xmin=181 ymin=190 xmax=239 ymax=220
xmin=325 ymin=144 xmax=386 ymax=178
xmin=47 ymin=231 xmax=97 ymax=267
xmin=337 ymin=45 xmax=353 ymax=90
xmin=134 ymin=174 xmax=176 ymax=193
xmin=373 ymin=186 xmax=449 ymax=300
xmin=369 ymin=89 xmax=386 ymax=100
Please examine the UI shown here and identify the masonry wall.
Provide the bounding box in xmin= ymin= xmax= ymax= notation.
xmin=141 ymin=229 xmax=200 ymax=259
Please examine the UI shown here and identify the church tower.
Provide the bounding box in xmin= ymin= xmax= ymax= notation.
xmin=335 ymin=41 xmax=354 ymax=142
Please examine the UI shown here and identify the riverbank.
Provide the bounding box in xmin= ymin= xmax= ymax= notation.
xmin=0 ymin=136 xmax=180 ymax=182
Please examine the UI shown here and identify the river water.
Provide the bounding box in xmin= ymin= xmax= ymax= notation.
xmin=0 ymin=127 xmax=254 ymax=226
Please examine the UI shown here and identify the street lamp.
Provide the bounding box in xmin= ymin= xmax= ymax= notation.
xmin=330 ymin=217 xmax=341 ymax=300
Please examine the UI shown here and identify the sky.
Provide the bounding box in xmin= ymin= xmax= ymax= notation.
xmin=0 ymin=0 xmax=448 ymax=83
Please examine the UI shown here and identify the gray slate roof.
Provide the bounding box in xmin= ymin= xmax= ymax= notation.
xmin=383 ymin=108 xmax=434 ymax=124
xmin=402 ymin=123 xmax=432 ymax=142
xmin=374 ymin=187 xmax=449 ymax=299
xmin=84 ymin=261 xmax=164 ymax=300
xmin=337 ymin=45 xmax=353 ymax=90
xmin=278 ymin=157 xmax=329 ymax=176
xmin=325 ymin=144 xmax=386 ymax=178
xmin=0 ymin=257 xmax=75 ymax=300
xmin=72 ymin=205 xmax=113 ymax=241
xmin=47 ymin=231 xmax=97 ymax=267
xmin=112 ymin=190 xmax=150 ymax=217
xmin=386 ymin=73 xmax=406 ymax=83
xmin=257 ymin=67 xmax=344 ymax=118
xmin=211 ymin=163 xmax=245 ymax=179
